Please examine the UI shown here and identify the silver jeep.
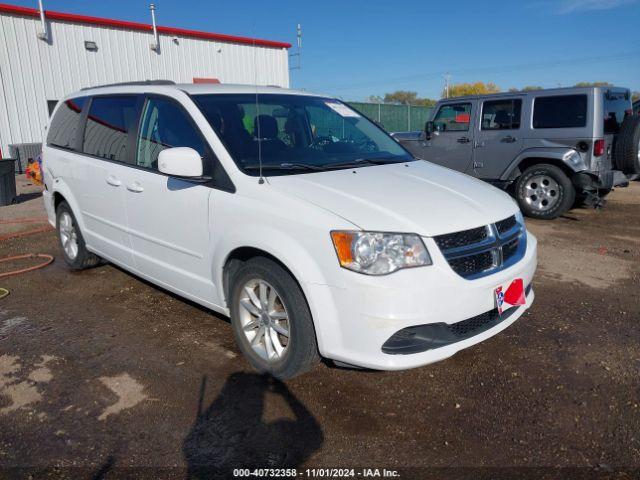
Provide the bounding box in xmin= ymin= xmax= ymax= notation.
xmin=395 ymin=86 xmax=640 ymax=219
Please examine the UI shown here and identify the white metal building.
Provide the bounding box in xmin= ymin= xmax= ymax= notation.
xmin=0 ymin=2 xmax=291 ymax=159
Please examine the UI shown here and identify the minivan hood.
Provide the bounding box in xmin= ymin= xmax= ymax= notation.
xmin=267 ymin=161 xmax=518 ymax=237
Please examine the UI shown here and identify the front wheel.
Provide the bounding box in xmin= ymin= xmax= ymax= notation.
xmin=229 ymin=257 xmax=320 ymax=379
xmin=515 ymin=164 xmax=575 ymax=220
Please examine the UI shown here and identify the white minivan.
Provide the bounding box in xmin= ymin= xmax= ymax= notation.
xmin=43 ymin=81 xmax=537 ymax=378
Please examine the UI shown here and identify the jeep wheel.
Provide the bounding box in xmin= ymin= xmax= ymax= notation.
xmin=614 ymin=115 xmax=640 ymax=175
xmin=229 ymin=257 xmax=320 ymax=379
xmin=515 ymin=164 xmax=575 ymax=220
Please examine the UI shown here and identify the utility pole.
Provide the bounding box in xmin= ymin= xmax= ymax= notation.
xmin=289 ymin=24 xmax=302 ymax=71
xmin=443 ymin=72 xmax=451 ymax=99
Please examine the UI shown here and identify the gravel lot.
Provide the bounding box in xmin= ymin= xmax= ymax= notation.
xmin=0 ymin=180 xmax=639 ymax=479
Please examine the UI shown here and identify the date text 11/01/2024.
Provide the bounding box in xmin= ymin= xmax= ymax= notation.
xmin=232 ymin=468 xmax=401 ymax=478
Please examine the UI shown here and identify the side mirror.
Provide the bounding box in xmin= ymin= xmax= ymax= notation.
xmin=158 ymin=147 xmax=204 ymax=178
xmin=425 ymin=121 xmax=435 ymax=139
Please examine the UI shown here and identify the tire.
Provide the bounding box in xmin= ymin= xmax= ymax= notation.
xmin=515 ymin=164 xmax=575 ymax=220
xmin=613 ymin=115 xmax=640 ymax=175
xmin=229 ymin=257 xmax=320 ymax=379
xmin=56 ymin=201 xmax=101 ymax=270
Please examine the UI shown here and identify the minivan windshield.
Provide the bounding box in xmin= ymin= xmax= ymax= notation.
xmin=192 ymin=94 xmax=413 ymax=175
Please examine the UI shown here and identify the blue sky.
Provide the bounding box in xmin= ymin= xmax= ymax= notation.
xmin=10 ymin=0 xmax=640 ymax=100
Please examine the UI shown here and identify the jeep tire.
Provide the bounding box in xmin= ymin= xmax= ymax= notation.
xmin=515 ymin=164 xmax=575 ymax=220
xmin=614 ymin=115 xmax=640 ymax=175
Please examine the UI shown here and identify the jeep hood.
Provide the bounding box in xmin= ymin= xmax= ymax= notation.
xmin=267 ymin=161 xmax=518 ymax=237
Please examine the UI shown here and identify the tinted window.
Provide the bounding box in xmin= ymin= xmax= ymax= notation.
xmin=47 ymin=97 xmax=87 ymax=149
xmin=433 ymin=103 xmax=472 ymax=132
xmin=603 ymin=90 xmax=631 ymax=134
xmin=533 ymin=95 xmax=587 ymax=129
xmin=481 ymin=99 xmax=522 ymax=130
xmin=136 ymin=97 xmax=208 ymax=173
xmin=83 ymin=96 xmax=139 ymax=162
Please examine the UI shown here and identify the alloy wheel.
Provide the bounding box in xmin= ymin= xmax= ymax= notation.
xmin=238 ymin=279 xmax=290 ymax=362
xmin=59 ymin=211 xmax=79 ymax=260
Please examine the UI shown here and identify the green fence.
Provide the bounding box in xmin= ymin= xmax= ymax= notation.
xmin=347 ymin=102 xmax=434 ymax=133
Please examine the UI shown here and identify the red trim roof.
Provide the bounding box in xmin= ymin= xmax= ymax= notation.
xmin=0 ymin=3 xmax=291 ymax=49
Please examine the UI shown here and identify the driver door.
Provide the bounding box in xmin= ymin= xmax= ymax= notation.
xmin=122 ymin=94 xmax=217 ymax=304
xmin=417 ymin=101 xmax=476 ymax=173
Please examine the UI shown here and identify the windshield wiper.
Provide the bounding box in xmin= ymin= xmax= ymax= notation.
xmin=325 ymin=157 xmax=408 ymax=169
xmin=242 ymin=163 xmax=327 ymax=171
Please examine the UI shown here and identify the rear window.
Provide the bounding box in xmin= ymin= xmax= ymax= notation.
xmin=533 ymin=95 xmax=587 ymax=129
xmin=47 ymin=97 xmax=87 ymax=150
xmin=82 ymin=96 xmax=139 ymax=162
xmin=481 ymin=99 xmax=522 ymax=130
xmin=603 ymin=90 xmax=631 ymax=134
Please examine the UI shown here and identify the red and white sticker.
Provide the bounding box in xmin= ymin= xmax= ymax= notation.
xmin=494 ymin=278 xmax=526 ymax=315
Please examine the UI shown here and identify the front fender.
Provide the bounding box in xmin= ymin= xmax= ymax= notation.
xmin=211 ymin=224 xmax=347 ymax=353
xmin=501 ymin=147 xmax=588 ymax=180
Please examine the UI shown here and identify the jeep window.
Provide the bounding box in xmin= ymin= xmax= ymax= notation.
xmin=533 ymin=95 xmax=587 ymax=129
xmin=136 ymin=97 xmax=209 ymax=174
xmin=47 ymin=97 xmax=87 ymax=150
xmin=603 ymin=90 xmax=631 ymax=134
xmin=83 ymin=96 xmax=139 ymax=162
xmin=433 ymin=103 xmax=471 ymax=132
xmin=192 ymin=94 xmax=412 ymax=176
xmin=481 ymin=99 xmax=522 ymax=130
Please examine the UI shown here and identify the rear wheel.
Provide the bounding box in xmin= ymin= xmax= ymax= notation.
xmin=515 ymin=164 xmax=575 ymax=219
xmin=613 ymin=115 xmax=640 ymax=175
xmin=229 ymin=257 xmax=320 ymax=379
xmin=56 ymin=201 xmax=101 ymax=270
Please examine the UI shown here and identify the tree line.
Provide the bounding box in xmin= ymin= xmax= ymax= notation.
xmin=368 ymin=82 xmax=640 ymax=105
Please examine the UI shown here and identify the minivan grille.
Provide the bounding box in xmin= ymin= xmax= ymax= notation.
xmin=434 ymin=215 xmax=526 ymax=279
xmin=433 ymin=226 xmax=488 ymax=250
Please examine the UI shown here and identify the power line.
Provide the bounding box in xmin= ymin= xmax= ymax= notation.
xmin=303 ymin=51 xmax=640 ymax=92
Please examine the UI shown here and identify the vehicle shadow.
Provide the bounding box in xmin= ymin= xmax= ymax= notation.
xmin=183 ymin=373 xmax=323 ymax=479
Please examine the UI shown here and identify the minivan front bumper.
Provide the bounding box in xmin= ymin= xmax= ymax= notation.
xmin=307 ymin=231 xmax=537 ymax=371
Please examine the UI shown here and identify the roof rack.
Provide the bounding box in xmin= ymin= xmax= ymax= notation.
xmin=81 ymin=80 xmax=176 ymax=91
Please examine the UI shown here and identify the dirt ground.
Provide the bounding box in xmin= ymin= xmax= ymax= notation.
xmin=0 ymin=178 xmax=638 ymax=479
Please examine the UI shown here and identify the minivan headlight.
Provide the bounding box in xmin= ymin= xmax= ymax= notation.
xmin=330 ymin=231 xmax=432 ymax=275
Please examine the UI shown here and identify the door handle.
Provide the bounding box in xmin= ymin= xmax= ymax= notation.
xmin=106 ymin=175 xmax=121 ymax=187
xmin=502 ymin=135 xmax=517 ymax=143
xmin=457 ymin=137 xmax=471 ymax=144
xmin=126 ymin=181 xmax=144 ymax=193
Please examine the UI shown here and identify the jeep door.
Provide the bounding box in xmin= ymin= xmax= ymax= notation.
xmin=122 ymin=94 xmax=217 ymax=305
xmin=471 ymin=98 xmax=524 ymax=180
xmin=422 ymin=101 xmax=476 ymax=173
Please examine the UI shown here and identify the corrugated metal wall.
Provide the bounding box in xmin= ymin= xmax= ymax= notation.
xmin=0 ymin=12 xmax=290 ymax=156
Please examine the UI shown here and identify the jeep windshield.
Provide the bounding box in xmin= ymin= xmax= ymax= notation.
xmin=191 ymin=93 xmax=413 ymax=176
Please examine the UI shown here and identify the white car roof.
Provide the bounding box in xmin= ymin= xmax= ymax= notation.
xmin=65 ymin=82 xmax=327 ymax=100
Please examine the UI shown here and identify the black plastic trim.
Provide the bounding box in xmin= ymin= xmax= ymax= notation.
xmin=381 ymin=284 xmax=532 ymax=355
